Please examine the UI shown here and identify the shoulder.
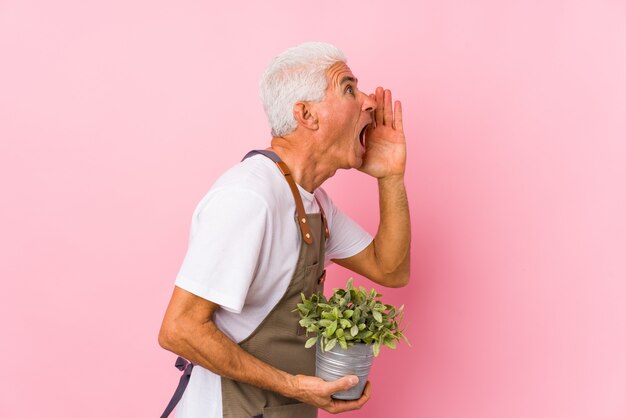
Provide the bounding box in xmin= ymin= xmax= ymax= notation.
xmin=218 ymin=154 xmax=289 ymax=200
xmin=199 ymin=154 xmax=291 ymax=212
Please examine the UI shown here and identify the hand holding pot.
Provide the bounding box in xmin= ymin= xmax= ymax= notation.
xmin=291 ymin=374 xmax=371 ymax=413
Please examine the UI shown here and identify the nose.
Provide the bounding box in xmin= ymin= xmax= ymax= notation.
xmin=361 ymin=91 xmax=376 ymax=113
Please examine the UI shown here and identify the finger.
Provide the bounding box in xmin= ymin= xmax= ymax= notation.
xmin=362 ymin=380 xmax=372 ymax=396
xmin=356 ymin=380 xmax=372 ymax=406
xmin=329 ymin=381 xmax=372 ymax=413
xmin=393 ymin=100 xmax=403 ymax=132
xmin=325 ymin=375 xmax=359 ymax=396
xmin=383 ymin=89 xmax=393 ymax=126
xmin=369 ymin=94 xmax=377 ymax=128
xmin=374 ymin=87 xmax=384 ymax=126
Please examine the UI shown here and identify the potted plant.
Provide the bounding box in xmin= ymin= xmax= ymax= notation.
xmin=295 ymin=278 xmax=409 ymax=400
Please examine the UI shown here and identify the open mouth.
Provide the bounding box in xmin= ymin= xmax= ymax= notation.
xmin=359 ymin=125 xmax=368 ymax=147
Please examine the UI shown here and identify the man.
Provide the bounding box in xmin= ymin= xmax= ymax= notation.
xmin=159 ymin=42 xmax=410 ymax=417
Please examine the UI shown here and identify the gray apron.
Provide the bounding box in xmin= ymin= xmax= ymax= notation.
xmin=161 ymin=150 xmax=328 ymax=418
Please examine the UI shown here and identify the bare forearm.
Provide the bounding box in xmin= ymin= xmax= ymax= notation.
xmin=159 ymin=287 xmax=368 ymax=412
xmin=160 ymin=320 xmax=296 ymax=398
xmin=373 ymin=174 xmax=411 ymax=285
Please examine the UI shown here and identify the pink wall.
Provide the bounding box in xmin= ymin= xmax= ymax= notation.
xmin=2 ymin=1 xmax=625 ymax=417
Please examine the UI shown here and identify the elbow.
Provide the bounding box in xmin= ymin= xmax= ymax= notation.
xmin=379 ymin=258 xmax=410 ymax=288
xmin=158 ymin=321 xmax=181 ymax=353
xmin=396 ymin=274 xmax=410 ymax=288
xmin=372 ymin=245 xmax=411 ymax=288
xmin=158 ymin=325 xmax=171 ymax=351
xmin=374 ymin=266 xmax=410 ymax=288
xmin=385 ymin=272 xmax=410 ymax=288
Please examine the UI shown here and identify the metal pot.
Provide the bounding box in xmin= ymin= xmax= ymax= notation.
xmin=315 ymin=341 xmax=374 ymax=400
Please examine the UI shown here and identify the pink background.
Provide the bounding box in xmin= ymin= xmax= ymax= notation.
xmin=1 ymin=0 xmax=625 ymax=417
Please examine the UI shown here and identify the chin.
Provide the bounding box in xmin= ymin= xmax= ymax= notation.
xmin=351 ymin=156 xmax=364 ymax=169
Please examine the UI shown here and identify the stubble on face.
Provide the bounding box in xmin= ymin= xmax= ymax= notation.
xmin=318 ymin=62 xmax=371 ymax=169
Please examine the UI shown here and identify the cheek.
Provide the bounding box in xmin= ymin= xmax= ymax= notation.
xmin=320 ymin=103 xmax=356 ymax=134
xmin=324 ymin=110 xmax=347 ymax=129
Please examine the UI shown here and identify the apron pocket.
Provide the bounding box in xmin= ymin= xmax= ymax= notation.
xmin=302 ymin=262 xmax=320 ymax=296
xmin=262 ymin=402 xmax=317 ymax=418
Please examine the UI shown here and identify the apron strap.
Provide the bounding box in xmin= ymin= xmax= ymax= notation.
xmin=315 ymin=196 xmax=330 ymax=240
xmin=243 ymin=150 xmax=318 ymax=245
xmin=160 ymin=357 xmax=194 ymax=418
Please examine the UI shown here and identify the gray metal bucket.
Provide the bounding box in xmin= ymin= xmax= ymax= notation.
xmin=315 ymin=341 xmax=374 ymax=400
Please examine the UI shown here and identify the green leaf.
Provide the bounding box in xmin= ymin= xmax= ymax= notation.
xmin=324 ymin=320 xmax=337 ymax=338
xmin=398 ymin=331 xmax=411 ymax=347
xmin=353 ymin=308 xmax=361 ymax=323
xmin=325 ymin=338 xmax=337 ymax=351
xmin=383 ymin=339 xmax=397 ymax=349
xmin=350 ymin=325 xmax=359 ymax=337
xmin=339 ymin=319 xmax=352 ymax=329
xmin=373 ymin=341 xmax=381 ymax=357
xmin=373 ymin=310 xmax=383 ymax=323
xmin=319 ymin=319 xmax=333 ymax=328
xmin=306 ymin=325 xmax=320 ymax=333
xmin=333 ymin=307 xmax=341 ymax=320
xmin=343 ymin=309 xmax=354 ymax=319
xmin=305 ymin=336 xmax=318 ymax=348
xmin=338 ymin=336 xmax=348 ymax=349
xmin=321 ymin=311 xmax=335 ymax=320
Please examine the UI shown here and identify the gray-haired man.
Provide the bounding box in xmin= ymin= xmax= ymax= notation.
xmin=159 ymin=42 xmax=410 ymax=417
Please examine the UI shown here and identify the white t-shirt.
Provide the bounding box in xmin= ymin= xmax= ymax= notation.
xmin=174 ymin=154 xmax=373 ymax=418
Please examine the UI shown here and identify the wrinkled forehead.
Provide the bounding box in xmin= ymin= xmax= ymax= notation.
xmin=326 ymin=61 xmax=356 ymax=89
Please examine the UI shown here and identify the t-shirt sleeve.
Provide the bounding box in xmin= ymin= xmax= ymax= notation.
xmin=317 ymin=189 xmax=373 ymax=265
xmin=175 ymin=187 xmax=269 ymax=313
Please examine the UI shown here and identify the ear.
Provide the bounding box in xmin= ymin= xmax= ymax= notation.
xmin=293 ymin=101 xmax=319 ymax=131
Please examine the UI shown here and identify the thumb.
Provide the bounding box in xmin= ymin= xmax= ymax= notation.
xmin=327 ymin=375 xmax=359 ymax=394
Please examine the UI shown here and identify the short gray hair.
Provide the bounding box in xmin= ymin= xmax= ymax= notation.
xmin=259 ymin=42 xmax=347 ymax=137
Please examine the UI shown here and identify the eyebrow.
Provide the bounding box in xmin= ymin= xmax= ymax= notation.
xmin=340 ymin=76 xmax=358 ymax=85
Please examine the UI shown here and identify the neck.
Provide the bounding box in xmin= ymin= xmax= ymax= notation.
xmin=268 ymin=134 xmax=337 ymax=192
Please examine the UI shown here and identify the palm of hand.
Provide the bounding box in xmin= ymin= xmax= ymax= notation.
xmin=359 ymin=87 xmax=406 ymax=179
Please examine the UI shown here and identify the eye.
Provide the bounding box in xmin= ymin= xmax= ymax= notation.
xmin=345 ymin=85 xmax=355 ymax=96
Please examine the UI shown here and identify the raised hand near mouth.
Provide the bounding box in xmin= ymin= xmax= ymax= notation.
xmin=359 ymin=87 xmax=407 ymax=180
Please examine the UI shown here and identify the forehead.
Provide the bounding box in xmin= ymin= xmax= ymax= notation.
xmin=326 ymin=62 xmax=356 ymax=88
